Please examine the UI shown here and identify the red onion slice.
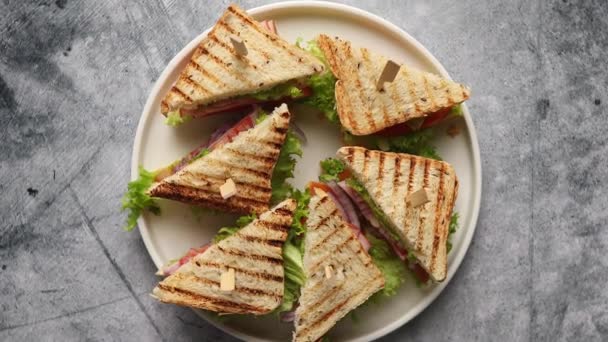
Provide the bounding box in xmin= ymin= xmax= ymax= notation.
xmin=338 ymin=181 xmax=379 ymax=228
xmin=280 ymin=310 xmax=296 ymax=323
xmin=327 ymin=182 xmax=360 ymax=228
xmin=160 ymin=243 xmax=212 ymax=276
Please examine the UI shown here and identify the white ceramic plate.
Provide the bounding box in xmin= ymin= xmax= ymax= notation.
xmin=132 ymin=1 xmax=481 ymax=341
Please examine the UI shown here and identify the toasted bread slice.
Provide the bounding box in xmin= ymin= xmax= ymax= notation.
xmin=293 ymin=194 xmax=384 ymax=342
xmin=317 ymin=34 xmax=470 ymax=135
xmin=337 ymin=146 xmax=458 ymax=281
xmin=149 ymin=104 xmax=291 ymax=214
xmin=161 ymin=4 xmax=324 ymax=115
xmin=152 ymin=199 xmax=296 ymax=315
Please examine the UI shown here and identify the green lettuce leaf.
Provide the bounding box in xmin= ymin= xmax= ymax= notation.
xmin=270 ymin=131 xmax=303 ymax=203
xmin=295 ymin=39 xmax=339 ymax=124
xmin=374 ymin=129 xmax=441 ymax=160
xmin=165 ymin=111 xmax=191 ymax=127
xmin=318 ymin=158 xmax=345 ymax=182
xmin=276 ymin=188 xmax=310 ymax=314
xmin=255 ymin=110 xmax=269 ymax=124
xmin=367 ymin=234 xmax=407 ymax=297
xmin=213 ymin=213 xmax=257 ymax=243
xmin=450 ymin=104 xmax=463 ymax=117
xmin=251 ymin=83 xmax=304 ymax=101
xmin=121 ymin=167 xmax=160 ymax=231
xmin=447 ymin=212 xmax=459 ymax=253
xmin=192 ymin=148 xmax=210 ymax=161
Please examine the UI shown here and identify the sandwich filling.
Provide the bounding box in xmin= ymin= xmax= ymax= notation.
xmin=165 ymin=81 xmax=311 ymax=126
xmin=121 ymin=106 xmax=303 ymax=231
xmin=318 ymin=157 xmax=458 ymax=285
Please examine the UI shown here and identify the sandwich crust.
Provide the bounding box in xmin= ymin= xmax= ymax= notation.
xmin=317 ymin=34 xmax=470 ymax=135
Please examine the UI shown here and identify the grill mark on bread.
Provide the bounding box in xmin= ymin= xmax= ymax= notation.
xmin=161 ymin=100 xmax=170 ymax=113
xmin=188 ymin=60 xmax=227 ymax=88
xmin=257 ymin=219 xmax=290 ymax=233
xmin=309 ymin=233 xmax=354 ymax=275
xmin=171 ymin=86 xmax=193 ymax=102
xmin=331 ymin=39 xmax=358 ymax=133
xmin=217 ymin=245 xmax=283 ymax=265
xmin=259 ymin=140 xmax=284 ymax=151
xmin=239 ymin=234 xmax=285 ymax=248
xmin=375 ymin=152 xmax=386 ymax=201
xmin=198 ymin=261 xmax=283 ymax=282
xmin=180 ymin=75 xmax=211 ymax=95
xmin=149 ymin=182 xmax=268 ymax=214
xmin=206 ymin=158 xmax=273 ymax=178
xmin=416 ymin=159 xmax=430 ymax=252
xmin=460 ymin=85 xmax=469 ymax=103
xmin=389 ymin=78 xmax=401 ymax=127
xmin=157 ymin=284 xmax=267 ymax=313
xmin=224 ymin=147 xmax=279 ymax=165
xmin=300 ymin=291 xmax=355 ymax=334
xmin=312 ymin=195 xmax=330 ymax=211
xmin=310 ymin=224 xmax=340 ymax=252
xmin=354 ymin=46 xmax=376 ymax=132
xmin=274 ymin=207 xmax=294 ymax=216
xmin=391 ymin=157 xmax=402 ymax=215
xmin=430 ymin=163 xmax=446 ymax=275
xmin=208 ymin=33 xmax=256 ymax=68
xmin=191 ymin=277 xmax=281 ymax=298
xmin=178 ymin=171 xmax=271 ymax=194
xmin=444 ymin=83 xmax=453 ymax=108
xmin=198 ymin=46 xmax=255 ymax=87
xmin=305 ymin=282 xmax=346 ymax=317
xmin=272 ymin=126 xmax=289 ymax=135
xmin=404 ymin=157 xmax=417 ymax=236
xmin=308 ymin=208 xmax=338 ymax=232
xmin=407 ymin=158 xmax=416 ymax=193
xmin=422 ymin=74 xmax=436 ymax=113
xmin=400 ymin=65 xmax=421 ymax=119
xmin=363 ymin=48 xmax=389 ymax=127
xmin=345 ymin=148 xmax=354 ymax=164
xmin=362 ymin=149 xmax=370 ymax=178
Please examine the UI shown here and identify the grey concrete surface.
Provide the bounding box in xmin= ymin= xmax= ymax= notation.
xmin=1 ymin=0 xmax=607 ymax=341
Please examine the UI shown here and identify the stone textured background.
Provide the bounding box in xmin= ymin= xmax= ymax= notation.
xmin=1 ymin=0 xmax=607 ymax=341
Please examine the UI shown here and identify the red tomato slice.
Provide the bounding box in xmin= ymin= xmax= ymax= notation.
xmin=411 ymin=263 xmax=430 ymax=284
xmin=338 ymin=169 xmax=351 ymax=181
xmin=420 ymin=107 xmax=451 ymax=129
xmin=376 ymin=107 xmax=453 ymax=137
xmin=208 ymin=113 xmax=256 ymax=150
xmin=178 ymin=244 xmax=211 ymax=266
xmin=308 ymin=182 xmax=333 ymax=196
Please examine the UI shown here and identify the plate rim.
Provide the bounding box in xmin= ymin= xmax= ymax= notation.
xmin=131 ymin=1 xmax=482 ymax=341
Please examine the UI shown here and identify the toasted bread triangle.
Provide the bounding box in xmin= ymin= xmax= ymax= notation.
xmin=161 ymin=4 xmax=325 ymax=114
xmin=152 ymin=199 xmax=296 ymax=315
xmin=337 ymin=146 xmax=458 ymax=282
xmin=293 ymin=194 xmax=384 ymax=342
xmin=149 ymin=104 xmax=291 ymax=214
xmin=317 ymin=34 xmax=470 ymax=135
